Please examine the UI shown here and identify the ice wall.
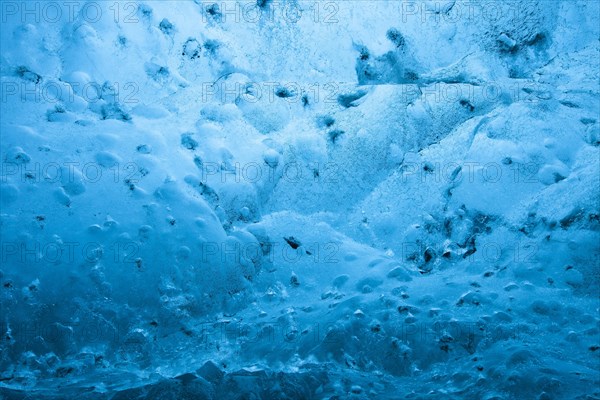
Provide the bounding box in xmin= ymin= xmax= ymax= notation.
xmin=1 ymin=1 xmax=599 ymax=398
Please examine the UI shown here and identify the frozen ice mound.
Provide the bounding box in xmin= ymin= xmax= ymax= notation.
xmin=1 ymin=1 xmax=599 ymax=399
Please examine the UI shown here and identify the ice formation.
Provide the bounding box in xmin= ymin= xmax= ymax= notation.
xmin=0 ymin=1 xmax=599 ymax=399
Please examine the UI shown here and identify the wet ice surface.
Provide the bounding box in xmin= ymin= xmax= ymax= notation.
xmin=0 ymin=1 xmax=599 ymax=399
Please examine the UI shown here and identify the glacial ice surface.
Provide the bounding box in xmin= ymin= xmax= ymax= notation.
xmin=0 ymin=1 xmax=599 ymax=399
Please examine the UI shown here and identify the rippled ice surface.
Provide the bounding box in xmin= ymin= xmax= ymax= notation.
xmin=1 ymin=1 xmax=599 ymax=399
